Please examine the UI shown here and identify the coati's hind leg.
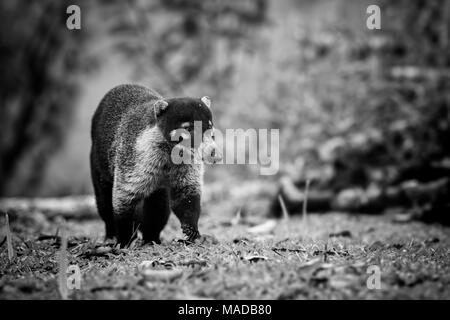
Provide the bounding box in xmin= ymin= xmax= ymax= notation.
xmin=112 ymin=189 xmax=139 ymax=247
xmin=91 ymin=166 xmax=115 ymax=240
xmin=141 ymin=188 xmax=170 ymax=244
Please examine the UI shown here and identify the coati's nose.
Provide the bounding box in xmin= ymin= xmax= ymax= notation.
xmin=202 ymin=142 xmax=222 ymax=164
xmin=210 ymin=148 xmax=222 ymax=162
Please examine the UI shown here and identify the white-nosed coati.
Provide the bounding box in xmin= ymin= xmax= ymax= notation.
xmin=90 ymin=84 xmax=221 ymax=247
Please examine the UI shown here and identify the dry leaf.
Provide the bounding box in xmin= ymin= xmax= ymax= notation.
xmin=298 ymin=257 xmax=322 ymax=268
xmin=141 ymin=268 xmax=183 ymax=281
xmin=246 ymin=219 xmax=277 ymax=234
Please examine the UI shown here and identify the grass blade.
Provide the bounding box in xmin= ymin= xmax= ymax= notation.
xmin=5 ymin=213 xmax=14 ymax=262
xmin=278 ymin=195 xmax=289 ymax=221
xmin=58 ymin=220 xmax=68 ymax=300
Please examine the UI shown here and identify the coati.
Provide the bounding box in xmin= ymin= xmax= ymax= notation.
xmin=90 ymin=84 xmax=222 ymax=246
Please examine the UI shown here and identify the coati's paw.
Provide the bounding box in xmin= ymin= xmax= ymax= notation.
xmin=181 ymin=224 xmax=200 ymax=243
xmin=177 ymin=233 xmax=218 ymax=245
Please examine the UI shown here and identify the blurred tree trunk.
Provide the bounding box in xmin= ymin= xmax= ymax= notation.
xmin=0 ymin=0 xmax=88 ymax=196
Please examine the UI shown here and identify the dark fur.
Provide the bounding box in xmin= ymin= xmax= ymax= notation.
xmin=90 ymin=84 xmax=214 ymax=246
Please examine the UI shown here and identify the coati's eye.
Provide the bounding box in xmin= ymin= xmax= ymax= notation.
xmin=180 ymin=121 xmax=192 ymax=132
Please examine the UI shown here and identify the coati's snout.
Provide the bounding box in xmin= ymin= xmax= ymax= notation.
xmin=167 ymin=125 xmax=222 ymax=164
xmin=200 ymin=134 xmax=222 ymax=164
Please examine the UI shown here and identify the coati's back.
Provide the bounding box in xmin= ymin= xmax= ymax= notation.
xmin=90 ymin=84 xmax=162 ymax=179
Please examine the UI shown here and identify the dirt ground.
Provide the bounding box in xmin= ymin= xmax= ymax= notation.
xmin=1 ymin=205 xmax=449 ymax=300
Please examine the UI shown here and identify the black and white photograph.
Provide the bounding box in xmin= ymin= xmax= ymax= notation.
xmin=0 ymin=0 xmax=449 ymax=305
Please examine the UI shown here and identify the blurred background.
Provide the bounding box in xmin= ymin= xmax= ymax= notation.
xmin=0 ymin=0 xmax=449 ymax=224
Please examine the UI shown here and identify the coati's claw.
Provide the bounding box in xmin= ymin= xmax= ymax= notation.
xmin=178 ymin=234 xmax=218 ymax=245
xmin=179 ymin=226 xmax=218 ymax=245
xmin=181 ymin=224 xmax=200 ymax=242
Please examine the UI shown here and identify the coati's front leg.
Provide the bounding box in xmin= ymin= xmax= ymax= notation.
xmin=170 ymin=187 xmax=201 ymax=242
xmin=142 ymin=188 xmax=171 ymax=244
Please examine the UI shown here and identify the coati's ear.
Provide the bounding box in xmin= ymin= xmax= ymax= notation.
xmin=153 ymin=99 xmax=168 ymax=117
xmin=201 ymin=96 xmax=211 ymax=109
